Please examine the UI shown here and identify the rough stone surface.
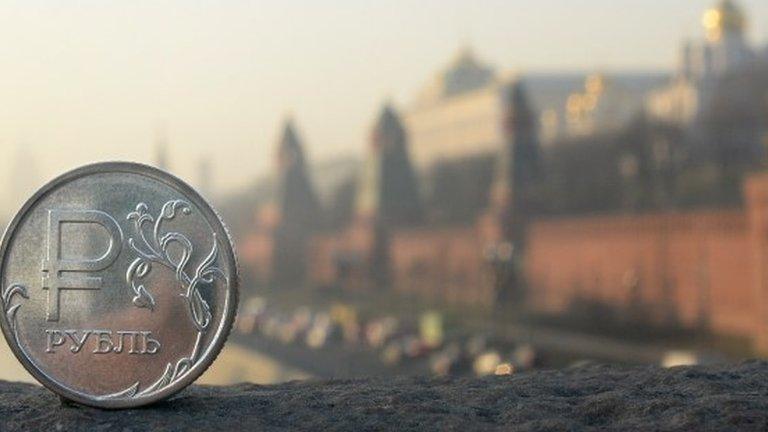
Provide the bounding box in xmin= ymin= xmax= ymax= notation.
xmin=2 ymin=361 xmax=768 ymax=431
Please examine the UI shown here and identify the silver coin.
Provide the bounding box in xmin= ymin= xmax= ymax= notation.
xmin=0 ymin=162 xmax=238 ymax=408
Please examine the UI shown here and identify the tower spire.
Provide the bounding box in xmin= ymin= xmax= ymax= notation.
xmin=357 ymin=102 xmax=423 ymax=226
xmin=270 ymin=117 xmax=320 ymax=286
xmin=154 ymin=122 xmax=169 ymax=171
xmin=490 ymin=79 xmax=541 ymax=245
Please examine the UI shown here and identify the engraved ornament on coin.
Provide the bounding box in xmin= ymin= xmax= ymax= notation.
xmin=0 ymin=162 xmax=238 ymax=408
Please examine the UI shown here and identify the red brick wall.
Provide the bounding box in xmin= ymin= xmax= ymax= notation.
xmin=308 ymin=223 xmax=494 ymax=304
xmin=238 ymin=232 xmax=273 ymax=286
xmin=307 ymin=219 xmax=379 ymax=289
xmin=389 ymin=226 xmax=493 ymax=306
xmin=299 ymin=173 xmax=768 ymax=351
xmin=744 ymin=173 xmax=768 ymax=352
xmin=237 ymin=204 xmax=280 ymax=286
xmin=307 ymin=208 xmax=760 ymax=340
xmin=525 ymin=211 xmax=756 ymax=338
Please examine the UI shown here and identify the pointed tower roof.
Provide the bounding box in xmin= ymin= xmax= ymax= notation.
xmin=273 ymin=117 xmax=319 ymax=228
xmin=503 ymin=79 xmax=537 ymax=134
xmin=154 ymin=123 xmax=169 ymax=171
xmin=372 ymin=103 xmax=407 ymax=153
xmin=357 ymin=102 xmax=423 ymax=226
xmin=488 ymin=79 xmax=541 ymax=246
xmin=277 ymin=117 xmax=306 ymax=169
xmin=492 ymin=80 xmax=540 ymax=211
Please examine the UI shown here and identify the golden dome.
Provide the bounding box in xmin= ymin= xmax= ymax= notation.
xmin=585 ymin=73 xmax=607 ymax=95
xmin=702 ymin=0 xmax=746 ymax=41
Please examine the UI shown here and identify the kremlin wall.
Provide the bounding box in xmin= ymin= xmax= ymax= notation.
xmin=303 ymin=163 xmax=768 ymax=353
xmin=238 ymin=0 xmax=768 ymax=354
xmin=527 ymin=208 xmax=754 ymax=343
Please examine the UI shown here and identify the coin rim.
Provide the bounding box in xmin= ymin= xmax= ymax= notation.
xmin=0 ymin=161 xmax=239 ymax=409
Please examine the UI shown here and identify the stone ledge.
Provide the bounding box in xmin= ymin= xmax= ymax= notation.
xmin=2 ymin=361 xmax=768 ymax=431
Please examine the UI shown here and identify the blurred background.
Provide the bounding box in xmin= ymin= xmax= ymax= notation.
xmin=2 ymin=0 xmax=768 ymax=384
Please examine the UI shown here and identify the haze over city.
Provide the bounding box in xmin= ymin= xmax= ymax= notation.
xmin=1 ymin=0 xmax=767 ymax=216
xmin=3 ymin=2 xmax=768 ymax=423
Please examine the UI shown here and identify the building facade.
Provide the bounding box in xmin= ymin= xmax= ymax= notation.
xmin=237 ymin=0 xmax=768 ymax=355
xmin=647 ymin=0 xmax=758 ymax=125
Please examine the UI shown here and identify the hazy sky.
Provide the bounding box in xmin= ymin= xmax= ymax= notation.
xmin=0 ymin=0 xmax=767 ymax=211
